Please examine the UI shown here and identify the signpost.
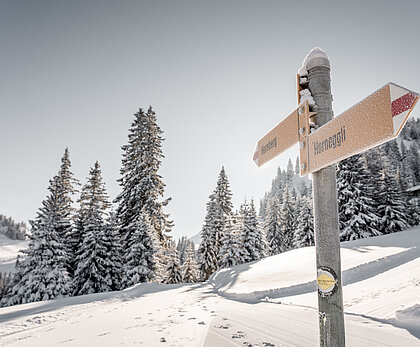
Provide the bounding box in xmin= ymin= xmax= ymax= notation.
xmin=253 ymin=48 xmax=419 ymax=347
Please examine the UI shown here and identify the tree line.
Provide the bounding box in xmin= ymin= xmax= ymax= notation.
xmin=197 ymin=118 xmax=420 ymax=280
xmin=1 ymin=107 xmax=197 ymax=307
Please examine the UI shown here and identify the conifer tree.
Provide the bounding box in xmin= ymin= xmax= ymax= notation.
xmin=265 ymin=196 xmax=283 ymax=255
xmin=218 ymin=214 xmax=245 ymax=268
xmin=409 ymin=142 xmax=420 ymax=184
xmin=181 ymin=243 xmax=198 ymax=283
xmin=295 ymin=156 xmax=300 ymax=176
xmin=115 ymin=107 xmax=172 ymax=285
xmin=54 ymin=148 xmax=79 ymax=273
xmin=212 ymin=166 xmax=234 ymax=248
xmin=279 ymin=185 xmax=295 ymax=250
xmin=121 ymin=211 xmax=155 ymax=288
xmin=286 ymin=158 xmax=294 ymax=182
xmin=2 ymin=176 xmax=73 ymax=306
xmin=197 ymin=195 xmax=219 ymax=280
xmin=337 ymin=154 xmax=381 ymax=241
xmin=377 ymin=168 xmax=409 ymax=234
xmin=164 ymin=248 xmax=183 ymax=284
xmin=294 ymin=196 xmax=314 ymax=248
xmin=176 ymin=236 xmax=189 ymax=265
xmin=400 ymin=142 xmax=415 ymax=190
xmin=197 ymin=167 xmax=233 ymax=279
xmin=241 ymin=200 xmax=266 ymax=262
xmin=72 ymin=162 xmax=121 ymax=295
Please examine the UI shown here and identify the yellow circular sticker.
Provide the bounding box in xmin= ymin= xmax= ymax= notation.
xmin=317 ymin=267 xmax=337 ymax=297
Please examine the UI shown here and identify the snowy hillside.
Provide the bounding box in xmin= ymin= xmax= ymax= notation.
xmin=0 ymin=235 xmax=28 ymax=273
xmin=1 ymin=227 xmax=420 ymax=346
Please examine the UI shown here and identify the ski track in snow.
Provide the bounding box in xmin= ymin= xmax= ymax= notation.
xmin=1 ymin=227 xmax=420 ymax=346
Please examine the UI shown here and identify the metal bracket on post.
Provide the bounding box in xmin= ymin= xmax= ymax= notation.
xmin=297 ymin=101 xmax=310 ymax=176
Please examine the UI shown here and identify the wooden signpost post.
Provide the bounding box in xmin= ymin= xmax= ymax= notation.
xmin=253 ymin=48 xmax=419 ymax=347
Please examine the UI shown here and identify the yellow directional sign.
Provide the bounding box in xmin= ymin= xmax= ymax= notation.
xmin=299 ymin=83 xmax=419 ymax=175
xmin=317 ymin=273 xmax=336 ymax=291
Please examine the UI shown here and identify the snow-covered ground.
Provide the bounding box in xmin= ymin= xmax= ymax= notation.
xmin=1 ymin=227 xmax=420 ymax=346
xmin=0 ymin=235 xmax=28 ymax=273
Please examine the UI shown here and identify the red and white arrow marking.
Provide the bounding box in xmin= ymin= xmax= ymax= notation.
xmin=390 ymin=83 xmax=419 ymax=135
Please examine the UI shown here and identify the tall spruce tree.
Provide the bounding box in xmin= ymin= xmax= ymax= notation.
xmin=163 ymin=248 xmax=183 ymax=284
xmin=218 ymin=214 xmax=245 ymax=268
xmin=337 ymin=154 xmax=381 ymax=241
xmin=241 ymin=200 xmax=266 ymax=262
xmin=182 ymin=243 xmax=198 ymax=283
xmin=197 ymin=195 xmax=219 ymax=280
xmin=265 ymin=196 xmax=283 ymax=255
xmin=377 ymin=168 xmax=409 ymax=234
xmin=293 ymin=196 xmax=314 ymax=248
xmin=72 ymin=162 xmax=121 ymax=295
xmin=409 ymin=142 xmax=420 ymax=184
xmin=279 ymin=185 xmax=295 ymax=250
xmin=2 ymin=175 xmax=73 ymax=306
xmin=121 ymin=211 xmax=155 ymax=287
xmin=197 ymin=167 xmax=233 ymax=279
xmin=115 ymin=107 xmax=172 ymax=285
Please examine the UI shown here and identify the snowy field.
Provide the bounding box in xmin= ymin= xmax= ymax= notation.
xmin=1 ymin=227 xmax=420 ymax=346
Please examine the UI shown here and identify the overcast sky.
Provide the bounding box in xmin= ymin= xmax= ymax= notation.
xmin=1 ymin=0 xmax=419 ymax=240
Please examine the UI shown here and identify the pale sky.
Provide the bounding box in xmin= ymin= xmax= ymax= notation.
xmin=1 ymin=0 xmax=419 ymax=240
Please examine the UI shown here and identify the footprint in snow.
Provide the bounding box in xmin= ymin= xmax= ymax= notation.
xmin=160 ymin=337 xmax=166 ymax=343
xmin=198 ymin=321 xmax=206 ymax=325
xmin=232 ymin=331 xmax=245 ymax=339
xmin=125 ymin=325 xmax=142 ymax=330
xmin=261 ymin=342 xmax=275 ymax=346
xmin=187 ymin=317 xmax=196 ymax=320
xmin=98 ymin=332 xmax=111 ymax=337
xmin=215 ymin=324 xmax=231 ymax=330
xmin=61 ymin=338 xmax=75 ymax=344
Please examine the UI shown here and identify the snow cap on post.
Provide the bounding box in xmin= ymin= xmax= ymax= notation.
xmin=298 ymin=47 xmax=330 ymax=76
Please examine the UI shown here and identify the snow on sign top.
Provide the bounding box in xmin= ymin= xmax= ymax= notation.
xmin=298 ymin=47 xmax=330 ymax=77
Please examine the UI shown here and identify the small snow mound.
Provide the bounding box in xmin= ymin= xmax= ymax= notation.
xmin=298 ymin=47 xmax=330 ymax=76
xmin=396 ymin=304 xmax=420 ymax=321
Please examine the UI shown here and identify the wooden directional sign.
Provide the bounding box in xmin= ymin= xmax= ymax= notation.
xmin=299 ymin=83 xmax=419 ymax=175
xmin=253 ymin=82 xmax=418 ymax=175
xmin=253 ymin=101 xmax=310 ymax=167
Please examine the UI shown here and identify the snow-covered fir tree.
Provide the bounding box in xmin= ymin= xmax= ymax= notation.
xmin=115 ymin=107 xmax=172 ymax=286
xmin=400 ymin=142 xmax=415 ymax=190
xmin=295 ymin=156 xmax=300 ymax=176
xmin=72 ymin=162 xmax=122 ymax=295
xmin=197 ymin=167 xmax=234 ymax=279
xmin=377 ymin=168 xmax=409 ymax=234
xmin=337 ymin=154 xmax=381 ymax=241
xmin=55 ymin=149 xmax=79 ymax=258
xmin=212 ymin=166 xmax=234 ymax=248
xmin=409 ymin=142 xmax=420 ymax=185
xmin=278 ymin=185 xmax=295 ymax=251
xmin=286 ymin=158 xmax=294 ymax=182
xmin=218 ymin=214 xmax=245 ymax=268
xmin=181 ymin=243 xmax=198 ymax=283
xmin=2 ymin=175 xmax=73 ymax=306
xmin=163 ymin=247 xmax=183 ymax=284
xmin=241 ymin=200 xmax=266 ymax=262
xmin=197 ymin=195 xmax=219 ymax=281
xmin=121 ymin=211 xmax=155 ymax=288
xmin=264 ymin=196 xmax=283 ymax=256
xmin=176 ymin=236 xmax=190 ymax=265
xmin=293 ymin=196 xmax=314 ymax=248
